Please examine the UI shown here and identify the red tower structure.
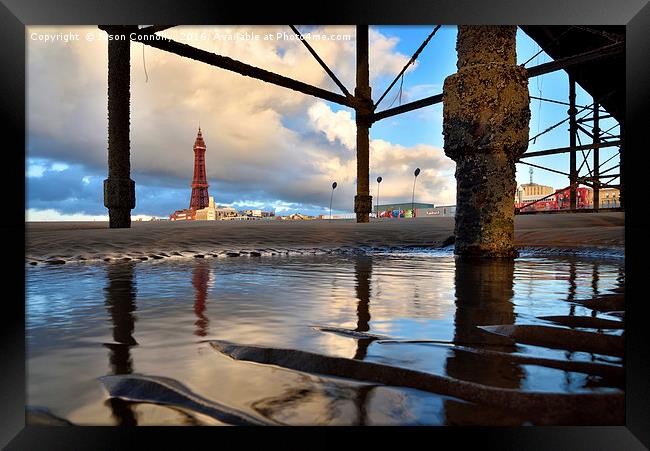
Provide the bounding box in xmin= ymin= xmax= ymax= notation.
xmin=189 ymin=127 xmax=209 ymax=210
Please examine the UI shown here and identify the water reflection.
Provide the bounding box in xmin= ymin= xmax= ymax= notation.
xmin=353 ymin=256 xmax=372 ymax=361
xmin=103 ymin=263 xmax=138 ymax=426
xmin=446 ymin=258 xmax=520 ymax=376
xmin=26 ymin=252 xmax=625 ymax=426
xmin=192 ymin=261 xmax=211 ymax=338
xmin=568 ymin=259 xmax=577 ymax=316
xmin=352 ymin=256 xmax=375 ymax=423
xmin=443 ymin=257 xmax=524 ymax=424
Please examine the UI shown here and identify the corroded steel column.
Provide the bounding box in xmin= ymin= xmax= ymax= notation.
xmin=443 ymin=26 xmax=530 ymax=257
xmin=619 ymin=121 xmax=625 ymax=208
xmin=104 ymin=27 xmax=135 ymax=228
xmin=592 ymin=101 xmax=600 ymax=212
xmin=569 ymin=76 xmax=578 ymax=209
xmin=354 ymin=25 xmax=372 ymax=223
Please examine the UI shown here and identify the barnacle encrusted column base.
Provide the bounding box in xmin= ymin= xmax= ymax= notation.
xmin=443 ymin=26 xmax=530 ymax=257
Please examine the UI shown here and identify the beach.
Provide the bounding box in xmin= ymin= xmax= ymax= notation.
xmin=26 ymin=212 xmax=624 ymax=263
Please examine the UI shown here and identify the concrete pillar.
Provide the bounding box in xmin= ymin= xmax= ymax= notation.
xmin=104 ymin=28 xmax=135 ymax=228
xmin=443 ymin=26 xmax=530 ymax=257
xmin=354 ymin=25 xmax=372 ymax=223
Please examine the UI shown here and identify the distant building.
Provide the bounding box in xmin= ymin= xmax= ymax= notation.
xmin=171 ymin=196 xmax=239 ymax=221
xmin=515 ymin=183 xmax=555 ymax=204
xmin=375 ymin=202 xmax=435 ymax=218
xmin=515 ymin=185 xmax=594 ymax=212
xmin=243 ymin=209 xmax=262 ymax=217
xmin=599 ymin=187 xmax=621 ymax=208
xmin=417 ymin=205 xmax=456 ymax=217
xmin=286 ymin=213 xmax=312 ymax=220
xmin=215 ymin=206 xmax=239 ymax=219
xmin=555 ymin=187 xmax=593 ymax=209
xmin=169 ymin=209 xmax=196 ymax=221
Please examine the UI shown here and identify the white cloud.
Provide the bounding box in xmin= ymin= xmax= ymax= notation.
xmin=26 ymin=208 xmax=108 ymax=222
xmin=306 ymin=101 xmax=456 ymax=206
xmin=307 ymin=103 xmax=356 ymax=150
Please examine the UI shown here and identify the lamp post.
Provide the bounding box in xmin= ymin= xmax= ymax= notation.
xmin=376 ymin=176 xmax=382 ymax=218
xmin=412 ymin=168 xmax=420 ymax=218
xmin=330 ymin=182 xmax=337 ymax=220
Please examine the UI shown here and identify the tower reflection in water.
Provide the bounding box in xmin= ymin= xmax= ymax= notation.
xmin=192 ymin=260 xmax=211 ymax=338
xmin=103 ymin=263 xmax=138 ymax=426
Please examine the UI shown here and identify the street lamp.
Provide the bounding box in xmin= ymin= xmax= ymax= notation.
xmin=412 ymin=168 xmax=420 ymax=218
xmin=376 ymin=176 xmax=382 ymax=218
xmin=330 ymin=181 xmax=337 ymax=219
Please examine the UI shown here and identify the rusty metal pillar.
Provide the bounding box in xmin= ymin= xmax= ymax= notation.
xmin=354 ymin=25 xmax=372 ymax=223
xmin=443 ymin=26 xmax=530 ymax=257
xmin=104 ymin=27 xmax=135 ymax=228
xmin=568 ymin=75 xmax=578 ymax=210
xmin=619 ymin=121 xmax=625 ymax=208
xmin=592 ymin=100 xmax=600 ymax=211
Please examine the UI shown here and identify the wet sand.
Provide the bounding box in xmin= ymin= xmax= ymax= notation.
xmin=26 ymin=212 xmax=624 ymax=263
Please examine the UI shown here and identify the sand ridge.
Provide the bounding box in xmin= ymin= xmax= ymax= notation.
xmin=26 ymin=212 xmax=624 ymax=264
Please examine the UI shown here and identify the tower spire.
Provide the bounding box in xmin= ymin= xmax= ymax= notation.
xmin=189 ymin=127 xmax=209 ymax=210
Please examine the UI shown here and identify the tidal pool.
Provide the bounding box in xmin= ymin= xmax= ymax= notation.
xmin=26 ymin=251 xmax=625 ymax=425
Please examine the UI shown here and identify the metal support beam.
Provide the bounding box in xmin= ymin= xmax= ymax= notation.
xmin=569 ymin=76 xmax=577 ymax=209
xmin=121 ymin=28 xmax=355 ymax=108
xmin=619 ymin=121 xmax=625 ymax=208
xmin=593 ymin=101 xmax=600 ymax=211
xmin=104 ymin=26 xmax=135 ymax=228
xmin=578 ymin=114 xmax=613 ymax=122
xmin=519 ymin=140 xmax=620 ymax=159
xmin=372 ymin=43 xmax=620 ymax=125
xmin=374 ymin=25 xmax=441 ymax=108
xmin=517 ymin=160 xmax=568 ymax=177
xmin=289 ymin=25 xmax=352 ymax=99
xmin=529 ymin=95 xmax=604 ymax=110
xmin=371 ymin=93 xmax=443 ymax=123
xmin=354 ymin=25 xmax=372 ymax=223
xmin=526 ymin=41 xmax=624 ymax=78
xmin=137 ymin=25 xmax=176 ymax=34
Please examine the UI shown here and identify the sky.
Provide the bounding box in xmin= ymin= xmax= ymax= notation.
xmin=26 ymin=25 xmax=620 ymax=220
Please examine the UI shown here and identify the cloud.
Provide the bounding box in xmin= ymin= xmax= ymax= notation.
xmin=305 ymin=101 xmax=456 ymax=206
xmin=307 ymin=102 xmax=356 ymax=150
xmin=27 ymin=26 xmax=455 ymax=218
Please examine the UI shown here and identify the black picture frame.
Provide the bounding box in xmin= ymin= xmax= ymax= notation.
xmin=3 ymin=0 xmax=649 ymax=448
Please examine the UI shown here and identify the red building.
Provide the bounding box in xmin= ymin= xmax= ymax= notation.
xmin=515 ymin=186 xmax=593 ymax=212
xmin=169 ymin=209 xmax=196 ymax=221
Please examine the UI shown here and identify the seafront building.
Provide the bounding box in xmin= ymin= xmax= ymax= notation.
xmin=514 ymin=182 xmax=619 ymax=211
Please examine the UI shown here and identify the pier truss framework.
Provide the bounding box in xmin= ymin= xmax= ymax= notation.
xmin=98 ymin=25 xmax=624 ymax=227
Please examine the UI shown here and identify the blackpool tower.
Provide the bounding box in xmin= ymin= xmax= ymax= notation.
xmin=189 ymin=127 xmax=210 ymax=210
